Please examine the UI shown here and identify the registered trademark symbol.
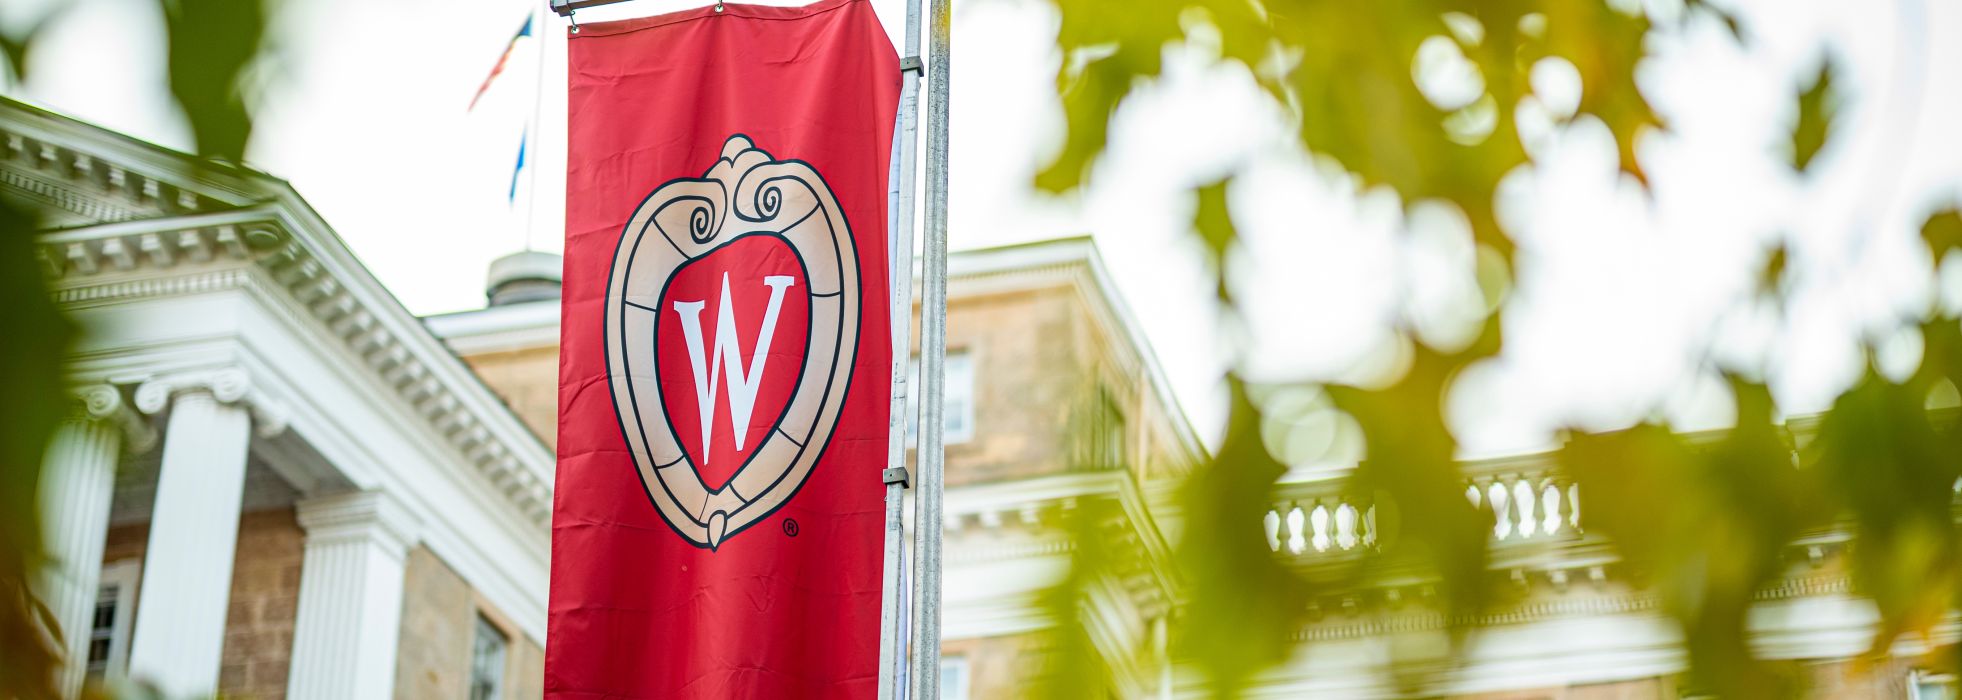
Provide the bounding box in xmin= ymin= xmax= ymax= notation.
xmin=782 ymin=519 xmax=800 ymax=537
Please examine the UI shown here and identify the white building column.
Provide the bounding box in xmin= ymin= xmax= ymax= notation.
xmin=126 ymin=374 xmax=254 ymax=698
xmin=37 ymin=385 xmax=130 ymax=697
xmin=287 ymin=490 xmax=419 ymax=700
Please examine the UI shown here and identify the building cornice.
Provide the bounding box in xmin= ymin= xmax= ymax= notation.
xmin=423 ymin=300 xmax=562 ymax=355
xmin=1 ymin=97 xmax=267 ymax=213
xmin=37 ymin=209 xmax=555 ymax=528
xmin=939 ymin=470 xmax=1179 ymax=618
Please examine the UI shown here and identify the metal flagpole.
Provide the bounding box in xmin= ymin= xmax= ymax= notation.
xmin=875 ymin=0 xmax=925 ymax=691
xmin=523 ymin=2 xmax=547 ymax=252
xmin=907 ymin=0 xmax=952 ymax=693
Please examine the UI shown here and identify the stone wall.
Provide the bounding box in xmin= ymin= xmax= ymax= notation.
xmin=483 ymin=599 xmax=546 ymax=700
xmin=100 ymin=507 xmax=304 ymax=699
xmin=394 ymin=546 xmax=474 ymax=699
xmin=918 ymin=277 xmax=1198 ymax=488
xmin=393 ymin=545 xmax=545 ymax=700
xmin=933 ymin=286 xmax=1084 ymax=486
xmin=455 ymin=346 xmax=561 ymax=449
xmin=447 ymin=265 xmax=1201 ymax=488
xmin=941 ymin=632 xmax=1049 ymax=700
xmin=218 ymin=509 xmax=305 ymax=698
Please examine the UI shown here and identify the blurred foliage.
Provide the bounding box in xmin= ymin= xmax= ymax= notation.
xmin=1171 ymin=381 xmax=1309 ymax=698
xmin=1 ymin=10 xmax=71 ymax=697
xmin=1560 ymin=379 xmax=1828 ymax=698
xmin=0 ymin=197 xmax=67 ymax=699
xmin=161 ymin=0 xmax=271 ymax=164
xmin=1033 ymin=496 xmax=1125 ymax=700
xmin=1789 ymin=58 xmax=1840 ymax=172
xmin=1036 ymin=0 xmax=1962 ymax=697
xmin=0 ymin=0 xmax=274 ymax=696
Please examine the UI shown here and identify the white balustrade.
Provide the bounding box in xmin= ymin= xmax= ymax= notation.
xmin=1264 ymin=471 xmax=1582 ymax=557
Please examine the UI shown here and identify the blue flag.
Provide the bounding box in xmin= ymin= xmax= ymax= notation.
xmin=509 ymin=128 xmax=528 ymax=204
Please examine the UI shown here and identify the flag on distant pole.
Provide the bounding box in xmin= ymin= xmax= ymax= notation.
xmin=549 ymin=1 xmax=899 ymax=697
xmin=468 ymin=14 xmax=534 ymax=110
xmin=508 ymin=128 xmax=527 ymax=203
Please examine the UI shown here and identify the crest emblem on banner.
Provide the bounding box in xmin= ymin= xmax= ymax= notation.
xmin=604 ymin=135 xmax=861 ymax=550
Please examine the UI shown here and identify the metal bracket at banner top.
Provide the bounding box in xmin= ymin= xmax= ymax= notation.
xmin=899 ymin=56 xmax=924 ymax=76
xmin=882 ymin=467 xmax=911 ymax=489
xmin=548 ymin=0 xmax=633 ymax=16
xmin=550 ymin=0 xmax=726 ymax=15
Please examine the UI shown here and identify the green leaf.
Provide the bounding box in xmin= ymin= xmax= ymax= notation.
xmin=0 ymin=5 xmax=64 ymax=85
xmin=0 ymin=198 xmax=72 ymax=700
xmin=1683 ymin=0 xmax=1747 ymax=42
xmin=1033 ymin=497 xmax=1125 ymax=700
xmin=1791 ymin=59 xmax=1839 ymax=173
xmin=1035 ymin=0 xmax=1183 ymax=194
xmin=1326 ymin=331 xmax=1498 ymax=624
xmin=1194 ymin=178 xmax=1236 ymax=302
xmin=1812 ymin=371 xmax=1960 ymax=653
xmin=160 ymin=0 xmax=270 ymax=162
xmin=1534 ymin=0 xmax=1659 ymax=184
xmin=1173 ymin=379 xmax=1311 ymax=698
xmin=1562 ymin=379 xmax=1823 ymax=697
xmin=1923 ymin=208 xmax=1962 ymax=270
xmin=1757 ymin=243 xmax=1788 ymax=299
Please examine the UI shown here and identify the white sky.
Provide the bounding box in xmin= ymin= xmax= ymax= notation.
xmin=6 ymin=0 xmax=1962 ymax=461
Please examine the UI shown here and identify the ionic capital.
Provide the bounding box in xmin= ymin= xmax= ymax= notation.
xmin=68 ymin=383 xmax=157 ymax=453
xmin=131 ymin=367 xmax=289 ymax=438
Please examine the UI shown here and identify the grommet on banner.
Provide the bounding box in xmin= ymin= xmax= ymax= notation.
xmin=714 ymin=2 xmax=725 ymax=12
xmin=568 ymin=10 xmax=581 ymax=33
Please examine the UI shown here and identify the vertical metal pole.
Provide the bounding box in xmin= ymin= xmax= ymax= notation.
xmin=524 ymin=2 xmax=548 ymax=252
xmin=877 ymin=0 xmax=925 ymax=692
xmin=908 ymin=0 xmax=952 ymax=694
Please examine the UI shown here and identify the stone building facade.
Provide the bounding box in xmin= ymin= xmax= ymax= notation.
xmin=428 ymin=236 xmax=1206 ymax=700
xmin=17 ymin=89 xmax=1955 ymax=699
xmin=12 ymin=96 xmax=551 ymax=699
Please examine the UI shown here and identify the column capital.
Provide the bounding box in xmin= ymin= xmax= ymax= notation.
xmin=296 ymin=490 xmax=422 ymax=558
xmin=69 ymin=382 xmax=158 ymax=453
xmin=76 ymin=382 xmax=125 ymax=420
xmin=132 ymin=367 xmax=290 ymax=438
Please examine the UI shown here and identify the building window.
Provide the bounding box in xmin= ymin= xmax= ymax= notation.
xmin=1914 ymin=670 xmax=1958 ymax=700
xmin=1070 ymin=385 xmax=1127 ymax=470
xmin=1098 ymin=391 xmax=1126 ymax=468
xmin=908 ymin=350 xmax=975 ymax=445
xmin=88 ymin=560 xmax=140 ymax=679
xmin=939 ymin=656 xmax=969 ymax=700
xmin=469 ymin=615 xmax=508 ymax=700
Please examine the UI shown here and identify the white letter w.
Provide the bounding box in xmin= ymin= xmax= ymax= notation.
xmin=671 ymin=273 xmax=796 ymax=464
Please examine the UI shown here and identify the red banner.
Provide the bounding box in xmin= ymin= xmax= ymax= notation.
xmin=550 ymin=1 xmax=898 ymax=696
